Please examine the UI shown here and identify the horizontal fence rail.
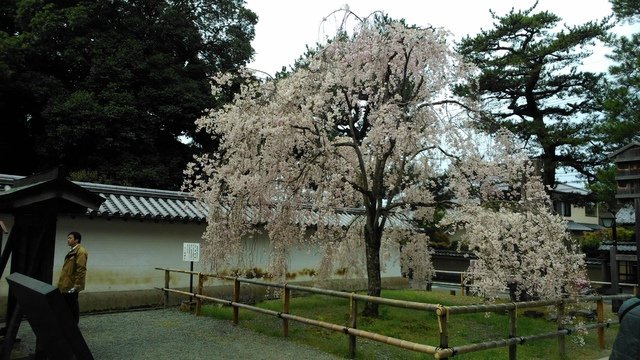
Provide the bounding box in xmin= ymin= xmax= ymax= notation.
xmin=434 ymin=270 xmax=638 ymax=297
xmin=156 ymin=267 xmax=632 ymax=359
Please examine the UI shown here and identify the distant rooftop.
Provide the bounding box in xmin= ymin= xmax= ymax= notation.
xmin=552 ymin=183 xmax=590 ymax=196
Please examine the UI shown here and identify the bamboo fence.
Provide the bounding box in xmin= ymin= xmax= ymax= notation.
xmin=156 ymin=267 xmax=632 ymax=359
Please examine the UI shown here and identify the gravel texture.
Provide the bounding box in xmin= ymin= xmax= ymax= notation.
xmin=12 ymin=307 xmax=343 ymax=359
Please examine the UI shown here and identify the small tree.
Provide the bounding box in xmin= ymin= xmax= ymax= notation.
xmin=460 ymin=203 xmax=587 ymax=301
xmin=447 ymin=133 xmax=587 ymax=301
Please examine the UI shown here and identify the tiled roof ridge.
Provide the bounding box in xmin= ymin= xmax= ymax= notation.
xmin=77 ymin=181 xmax=195 ymax=201
xmin=0 ymin=173 xmax=207 ymax=223
xmin=0 ymin=173 xmax=195 ymax=201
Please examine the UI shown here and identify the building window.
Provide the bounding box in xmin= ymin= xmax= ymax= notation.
xmin=585 ymin=203 xmax=596 ymax=217
xmin=619 ymin=261 xmax=637 ymax=284
xmin=553 ymin=201 xmax=572 ymax=217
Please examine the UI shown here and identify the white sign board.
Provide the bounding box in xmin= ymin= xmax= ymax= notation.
xmin=183 ymin=243 xmax=200 ymax=262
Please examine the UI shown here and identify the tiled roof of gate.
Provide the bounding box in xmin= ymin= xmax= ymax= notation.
xmin=0 ymin=174 xmax=209 ymax=223
xmin=85 ymin=183 xmax=209 ymax=222
xmin=0 ymin=174 xmax=416 ymax=228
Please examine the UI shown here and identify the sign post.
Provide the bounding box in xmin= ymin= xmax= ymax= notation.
xmin=183 ymin=243 xmax=200 ymax=302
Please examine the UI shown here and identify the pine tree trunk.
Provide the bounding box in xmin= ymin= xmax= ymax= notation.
xmin=540 ymin=144 xmax=557 ymax=189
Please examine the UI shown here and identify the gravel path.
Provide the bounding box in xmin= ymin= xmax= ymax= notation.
xmin=12 ymin=307 xmax=343 ymax=359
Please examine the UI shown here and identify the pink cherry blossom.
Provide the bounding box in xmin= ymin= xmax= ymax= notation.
xmin=185 ymin=14 xmax=586 ymax=307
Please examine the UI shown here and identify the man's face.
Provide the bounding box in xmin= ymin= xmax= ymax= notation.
xmin=67 ymin=234 xmax=78 ymax=247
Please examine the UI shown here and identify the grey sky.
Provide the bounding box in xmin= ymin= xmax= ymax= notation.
xmin=244 ymin=0 xmax=635 ymax=77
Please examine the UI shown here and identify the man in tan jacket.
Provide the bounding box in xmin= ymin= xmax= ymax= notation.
xmin=57 ymin=231 xmax=87 ymax=325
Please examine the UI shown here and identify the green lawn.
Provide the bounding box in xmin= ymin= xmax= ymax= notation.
xmin=198 ymin=290 xmax=618 ymax=359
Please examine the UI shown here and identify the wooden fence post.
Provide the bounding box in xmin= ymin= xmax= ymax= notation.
xmin=349 ymin=294 xmax=357 ymax=359
xmin=164 ymin=269 xmax=170 ymax=307
xmin=437 ymin=306 xmax=449 ymax=359
xmin=283 ymin=285 xmax=290 ymax=337
xmin=233 ymin=277 xmax=240 ymax=325
xmin=195 ymin=273 xmax=204 ymax=316
xmin=597 ymin=298 xmax=605 ymax=349
xmin=508 ymin=307 xmax=517 ymax=360
xmin=557 ymin=300 xmax=566 ymax=357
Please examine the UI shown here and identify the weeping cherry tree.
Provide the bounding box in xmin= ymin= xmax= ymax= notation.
xmin=185 ymin=12 xmax=586 ymax=315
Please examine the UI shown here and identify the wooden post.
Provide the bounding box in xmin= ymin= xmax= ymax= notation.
xmin=437 ymin=306 xmax=449 ymax=359
xmin=348 ymin=294 xmax=357 ymax=359
xmin=635 ymin=198 xmax=640 ymax=291
xmin=610 ymin=224 xmax=621 ymax=312
xmin=460 ymin=273 xmax=465 ymax=296
xmin=283 ymin=286 xmax=290 ymax=337
xmin=597 ymin=298 xmax=605 ymax=349
xmin=508 ymin=307 xmax=517 ymax=360
xmin=233 ymin=277 xmax=240 ymax=325
xmin=195 ymin=273 xmax=204 ymax=316
xmin=164 ymin=269 xmax=170 ymax=307
xmin=557 ymin=301 xmax=566 ymax=357
xmin=189 ymin=261 xmax=194 ymax=304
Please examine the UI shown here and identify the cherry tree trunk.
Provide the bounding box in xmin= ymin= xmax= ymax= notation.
xmin=363 ymin=222 xmax=382 ymax=317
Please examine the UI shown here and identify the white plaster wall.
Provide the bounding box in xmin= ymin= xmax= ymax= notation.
xmin=568 ymin=205 xmax=599 ymax=225
xmin=55 ymin=217 xmax=207 ymax=292
xmin=0 ymin=213 xmax=401 ymax=296
xmin=0 ymin=215 xmax=207 ymax=295
xmin=221 ymin=234 xmax=401 ymax=280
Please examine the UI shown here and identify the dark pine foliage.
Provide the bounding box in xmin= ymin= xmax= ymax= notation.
xmin=455 ymin=3 xmax=611 ymax=188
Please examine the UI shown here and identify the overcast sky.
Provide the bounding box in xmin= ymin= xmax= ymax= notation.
xmin=244 ymin=0 xmax=636 ymax=77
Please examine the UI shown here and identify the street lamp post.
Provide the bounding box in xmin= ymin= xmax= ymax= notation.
xmin=601 ymin=211 xmax=620 ymax=312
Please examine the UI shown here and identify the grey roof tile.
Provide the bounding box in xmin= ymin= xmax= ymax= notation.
xmin=0 ymin=174 xmax=207 ymax=223
xmin=617 ymin=204 xmax=636 ymax=225
xmin=598 ymin=242 xmax=637 ymax=252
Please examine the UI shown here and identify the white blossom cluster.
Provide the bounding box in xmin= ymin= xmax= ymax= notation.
xmin=447 ymin=131 xmax=587 ymax=300
xmin=184 ymin=15 xmax=585 ymax=300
